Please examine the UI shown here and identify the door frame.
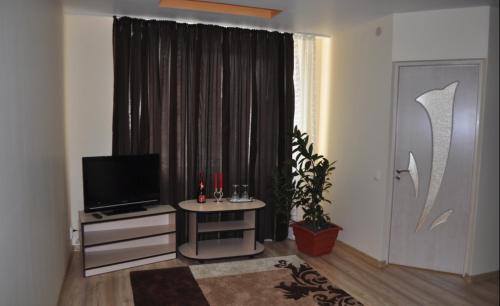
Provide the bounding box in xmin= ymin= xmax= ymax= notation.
xmin=383 ymin=59 xmax=485 ymax=276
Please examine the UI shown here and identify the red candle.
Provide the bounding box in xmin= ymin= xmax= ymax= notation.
xmin=220 ymin=172 xmax=223 ymax=189
xmin=214 ymin=173 xmax=218 ymax=190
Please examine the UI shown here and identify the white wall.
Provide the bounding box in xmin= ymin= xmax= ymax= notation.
xmin=64 ymin=14 xmax=114 ymax=243
xmin=0 ymin=1 xmax=69 ymax=305
xmin=327 ymin=15 xmax=394 ymax=260
xmin=471 ymin=5 xmax=499 ymax=276
xmin=392 ymin=6 xmax=490 ymax=61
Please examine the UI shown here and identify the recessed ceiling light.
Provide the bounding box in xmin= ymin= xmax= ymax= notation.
xmin=159 ymin=0 xmax=282 ymax=19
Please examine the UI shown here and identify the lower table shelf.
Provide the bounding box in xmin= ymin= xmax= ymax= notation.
xmin=85 ymin=243 xmax=176 ymax=269
xmin=179 ymin=238 xmax=264 ymax=260
xmin=198 ymin=220 xmax=254 ymax=233
xmin=84 ymin=224 xmax=176 ymax=247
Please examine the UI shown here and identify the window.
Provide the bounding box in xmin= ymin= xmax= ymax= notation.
xmin=293 ymin=34 xmax=318 ymax=145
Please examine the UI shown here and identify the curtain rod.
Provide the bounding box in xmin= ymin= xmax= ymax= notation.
xmin=107 ymin=13 xmax=331 ymax=38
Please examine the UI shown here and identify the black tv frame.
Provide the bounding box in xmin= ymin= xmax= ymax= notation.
xmin=82 ymin=154 xmax=160 ymax=214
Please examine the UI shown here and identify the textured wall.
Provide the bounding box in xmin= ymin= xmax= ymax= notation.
xmin=392 ymin=6 xmax=490 ymax=61
xmin=63 ymin=14 xmax=114 ymax=244
xmin=0 ymin=0 xmax=70 ymax=305
xmin=327 ymin=15 xmax=394 ymax=260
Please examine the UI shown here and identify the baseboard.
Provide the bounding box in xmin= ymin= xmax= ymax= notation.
xmin=57 ymin=241 xmax=76 ymax=306
xmin=336 ymin=240 xmax=387 ymax=269
xmin=336 ymin=241 xmax=498 ymax=279
xmin=464 ymin=270 xmax=499 ymax=283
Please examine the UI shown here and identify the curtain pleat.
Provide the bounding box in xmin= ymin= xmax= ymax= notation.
xmin=112 ymin=17 xmax=131 ymax=154
xmin=112 ymin=17 xmax=294 ymax=243
xmin=222 ymin=29 xmax=254 ymax=191
xmin=253 ymin=32 xmax=285 ymax=241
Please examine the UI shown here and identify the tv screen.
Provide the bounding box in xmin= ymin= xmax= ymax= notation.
xmin=82 ymin=154 xmax=160 ymax=212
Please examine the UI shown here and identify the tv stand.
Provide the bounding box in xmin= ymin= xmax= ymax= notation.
xmin=79 ymin=205 xmax=176 ymax=277
xmin=102 ymin=206 xmax=147 ymax=216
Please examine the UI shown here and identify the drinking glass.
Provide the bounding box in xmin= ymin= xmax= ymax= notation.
xmin=231 ymin=184 xmax=240 ymax=201
xmin=241 ymin=184 xmax=249 ymax=200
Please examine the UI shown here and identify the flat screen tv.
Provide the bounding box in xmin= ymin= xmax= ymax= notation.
xmin=82 ymin=154 xmax=160 ymax=213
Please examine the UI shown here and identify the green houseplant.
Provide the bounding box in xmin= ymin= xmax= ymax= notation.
xmin=290 ymin=126 xmax=341 ymax=256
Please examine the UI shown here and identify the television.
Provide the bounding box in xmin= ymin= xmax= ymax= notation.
xmin=82 ymin=154 xmax=160 ymax=213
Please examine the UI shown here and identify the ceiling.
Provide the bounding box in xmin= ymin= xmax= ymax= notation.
xmin=62 ymin=0 xmax=498 ymax=36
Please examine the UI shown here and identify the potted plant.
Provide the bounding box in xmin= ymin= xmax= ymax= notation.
xmin=291 ymin=126 xmax=341 ymax=256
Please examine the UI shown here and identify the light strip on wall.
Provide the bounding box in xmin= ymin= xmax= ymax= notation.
xmin=317 ymin=37 xmax=332 ymax=156
xmin=159 ymin=0 xmax=281 ymax=19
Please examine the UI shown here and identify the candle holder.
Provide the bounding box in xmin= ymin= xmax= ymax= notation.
xmin=213 ymin=188 xmax=224 ymax=203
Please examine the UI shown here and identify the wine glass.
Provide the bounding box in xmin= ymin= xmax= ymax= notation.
xmin=241 ymin=184 xmax=249 ymax=200
xmin=231 ymin=184 xmax=240 ymax=201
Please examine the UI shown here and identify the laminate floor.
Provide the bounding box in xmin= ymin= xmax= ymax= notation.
xmin=58 ymin=240 xmax=499 ymax=306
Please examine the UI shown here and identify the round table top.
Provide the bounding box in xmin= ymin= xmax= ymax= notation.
xmin=178 ymin=198 xmax=265 ymax=212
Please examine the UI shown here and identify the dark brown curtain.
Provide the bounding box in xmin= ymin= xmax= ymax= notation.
xmin=112 ymin=17 xmax=294 ymax=243
xmin=251 ymin=31 xmax=295 ymax=241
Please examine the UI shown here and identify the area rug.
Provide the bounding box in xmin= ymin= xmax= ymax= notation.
xmin=130 ymin=266 xmax=209 ymax=306
xmin=130 ymin=255 xmax=363 ymax=306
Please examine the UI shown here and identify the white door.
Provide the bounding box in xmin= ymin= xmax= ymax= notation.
xmin=389 ymin=61 xmax=481 ymax=274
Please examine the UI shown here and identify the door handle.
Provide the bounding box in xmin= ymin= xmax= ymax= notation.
xmin=395 ymin=169 xmax=410 ymax=180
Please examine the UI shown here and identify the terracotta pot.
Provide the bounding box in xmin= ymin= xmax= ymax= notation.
xmin=292 ymin=221 xmax=343 ymax=256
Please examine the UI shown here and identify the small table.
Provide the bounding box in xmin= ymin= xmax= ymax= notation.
xmin=178 ymin=199 xmax=265 ymax=261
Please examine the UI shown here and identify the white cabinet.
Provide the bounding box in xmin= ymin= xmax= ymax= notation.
xmin=79 ymin=205 xmax=176 ymax=277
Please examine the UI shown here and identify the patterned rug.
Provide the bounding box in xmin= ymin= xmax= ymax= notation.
xmin=130 ymin=255 xmax=363 ymax=306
